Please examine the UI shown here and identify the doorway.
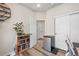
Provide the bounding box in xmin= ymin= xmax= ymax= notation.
xmin=36 ymin=20 xmax=45 ymax=40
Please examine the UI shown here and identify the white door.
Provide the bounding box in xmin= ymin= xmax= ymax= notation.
xmin=70 ymin=13 xmax=79 ymax=43
xmin=37 ymin=20 xmax=45 ymax=39
xmin=29 ymin=16 xmax=37 ymax=48
xmin=55 ymin=15 xmax=70 ymax=50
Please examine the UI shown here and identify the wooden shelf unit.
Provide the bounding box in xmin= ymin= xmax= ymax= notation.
xmin=16 ymin=34 xmax=30 ymax=55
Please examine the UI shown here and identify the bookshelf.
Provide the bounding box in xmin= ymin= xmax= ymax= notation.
xmin=16 ymin=33 xmax=30 ymax=55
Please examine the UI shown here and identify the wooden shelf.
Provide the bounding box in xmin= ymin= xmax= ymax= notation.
xmin=0 ymin=10 xmax=11 ymax=14
xmin=0 ymin=3 xmax=11 ymax=21
xmin=17 ymin=34 xmax=30 ymax=38
xmin=20 ymin=43 xmax=29 ymax=46
xmin=0 ymin=4 xmax=10 ymax=10
xmin=16 ymin=33 xmax=30 ymax=55
xmin=0 ymin=15 xmax=10 ymax=18
xmin=17 ymin=43 xmax=29 ymax=46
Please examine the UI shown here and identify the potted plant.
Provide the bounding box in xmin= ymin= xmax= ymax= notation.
xmin=13 ymin=22 xmax=24 ymax=35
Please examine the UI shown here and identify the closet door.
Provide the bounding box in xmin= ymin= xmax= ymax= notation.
xmin=55 ymin=15 xmax=70 ymax=50
xmin=70 ymin=13 xmax=79 ymax=43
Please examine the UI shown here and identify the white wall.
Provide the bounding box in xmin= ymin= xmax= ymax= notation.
xmin=46 ymin=3 xmax=79 ymax=50
xmin=29 ymin=14 xmax=37 ymax=48
xmin=0 ymin=3 xmax=35 ymax=55
xmin=35 ymin=12 xmax=46 ymax=20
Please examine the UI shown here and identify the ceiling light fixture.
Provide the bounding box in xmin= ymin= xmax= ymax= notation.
xmin=36 ymin=4 xmax=41 ymax=7
xmin=50 ymin=3 xmax=54 ymax=5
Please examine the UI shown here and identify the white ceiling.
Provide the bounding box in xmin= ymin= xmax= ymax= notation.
xmin=21 ymin=3 xmax=62 ymax=12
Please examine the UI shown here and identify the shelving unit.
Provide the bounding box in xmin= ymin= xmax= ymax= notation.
xmin=16 ymin=34 xmax=30 ymax=55
xmin=0 ymin=3 xmax=11 ymax=21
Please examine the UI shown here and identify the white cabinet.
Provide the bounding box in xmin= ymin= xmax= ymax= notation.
xmin=70 ymin=13 xmax=79 ymax=43
xmin=55 ymin=12 xmax=79 ymax=50
xmin=43 ymin=35 xmax=55 ymax=52
xmin=55 ymin=15 xmax=69 ymax=50
xmin=44 ymin=37 xmax=51 ymax=51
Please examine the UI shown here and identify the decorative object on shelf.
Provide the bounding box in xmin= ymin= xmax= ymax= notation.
xmin=0 ymin=3 xmax=11 ymax=21
xmin=13 ymin=22 xmax=24 ymax=35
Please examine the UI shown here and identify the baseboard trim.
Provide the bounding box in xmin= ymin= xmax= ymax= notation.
xmin=2 ymin=51 xmax=15 ymax=56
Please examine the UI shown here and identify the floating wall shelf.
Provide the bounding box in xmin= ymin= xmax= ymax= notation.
xmin=0 ymin=3 xmax=11 ymax=21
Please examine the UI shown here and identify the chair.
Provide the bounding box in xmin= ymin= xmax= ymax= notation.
xmin=65 ymin=36 xmax=76 ymax=56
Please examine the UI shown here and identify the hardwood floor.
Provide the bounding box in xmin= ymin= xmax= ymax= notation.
xmin=75 ymin=47 xmax=79 ymax=56
xmin=19 ymin=39 xmax=55 ymax=56
xmin=19 ymin=39 xmax=79 ymax=56
xmin=34 ymin=39 xmax=66 ymax=56
xmin=33 ymin=39 xmax=55 ymax=56
xmin=20 ymin=48 xmax=46 ymax=56
xmin=20 ymin=39 xmax=79 ymax=56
